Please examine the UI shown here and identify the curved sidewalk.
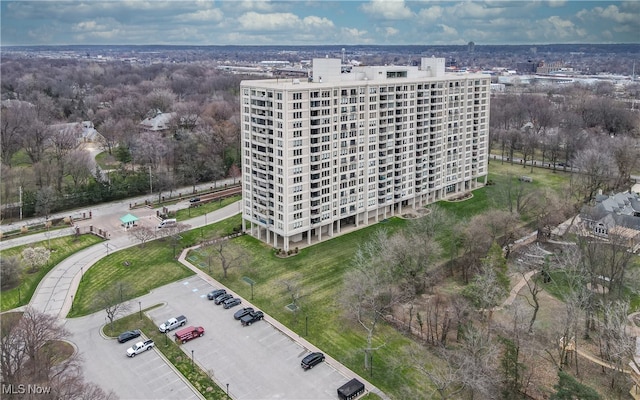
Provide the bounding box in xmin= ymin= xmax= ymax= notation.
xmin=23 ymin=201 xmax=242 ymax=319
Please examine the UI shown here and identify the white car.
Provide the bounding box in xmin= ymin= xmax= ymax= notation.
xmin=126 ymin=340 xmax=154 ymax=357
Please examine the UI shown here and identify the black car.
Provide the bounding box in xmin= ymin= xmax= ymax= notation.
xmin=301 ymin=352 xmax=325 ymax=370
xmin=233 ymin=307 xmax=254 ymax=320
xmin=189 ymin=197 xmax=201 ymax=203
xmin=223 ymin=297 xmax=242 ymax=309
xmin=117 ymin=329 xmax=141 ymax=343
xmin=240 ymin=311 xmax=264 ymax=326
xmin=207 ymin=289 xmax=226 ymax=300
xmin=214 ymin=293 xmax=233 ymax=305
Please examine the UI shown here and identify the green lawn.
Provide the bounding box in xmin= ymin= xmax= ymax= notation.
xmin=174 ymin=195 xmax=241 ymax=221
xmin=68 ymin=214 xmax=244 ymax=318
xmin=67 ymin=241 xmax=195 ymax=317
xmin=94 ymin=151 xmax=118 ymax=170
xmin=0 ymin=234 xmax=104 ymax=311
xmin=189 ymin=219 xmax=443 ymax=398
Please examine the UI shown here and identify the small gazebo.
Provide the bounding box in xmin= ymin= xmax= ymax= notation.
xmin=119 ymin=213 xmax=139 ymax=229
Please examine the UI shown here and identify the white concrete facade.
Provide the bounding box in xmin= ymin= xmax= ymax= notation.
xmin=241 ymin=58 xmax=490 ymax=251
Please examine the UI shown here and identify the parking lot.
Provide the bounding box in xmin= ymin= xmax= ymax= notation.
xmin=65 ymin=312 xmax=200 ymax=400
xmin=146 ymin=277 xmax=354 ymax=399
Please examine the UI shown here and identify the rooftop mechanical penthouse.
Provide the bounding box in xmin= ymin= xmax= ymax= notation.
xmin=241 ymin=57 xmax=490 ymax=251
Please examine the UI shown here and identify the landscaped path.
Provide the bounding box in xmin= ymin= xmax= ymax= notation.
xmin=16 ymin=200 xmax=242 ymax=318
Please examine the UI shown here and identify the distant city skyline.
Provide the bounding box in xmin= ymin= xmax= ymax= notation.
xmin=1 ymin=1 xmax=638 ymax=47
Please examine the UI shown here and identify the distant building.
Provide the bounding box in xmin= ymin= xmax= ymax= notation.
xmin=468 ymin=41 xmax=475 ymax=53
xmin=240 ymin=57 xmax=490 ymax=250
xmin=51 ymin=121 xmax=103 ymax=143
xmin=516 ymin=61 xmax=540 ymax=74
xmin=140 ymin=111 xmax=175 ymax=132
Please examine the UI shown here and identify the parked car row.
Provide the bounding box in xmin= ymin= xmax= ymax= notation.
xmin=208 ymin=289 xmax=243 ymax=309
xmin=118 ymin=312 xmax=206 ymax=358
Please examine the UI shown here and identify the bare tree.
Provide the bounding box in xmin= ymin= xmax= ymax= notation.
xmin=35 ymin=185 xmax=56 ymax=221
xmin=50 ymin=125 xmax=79 ymax=191
xmin=609 ymin=135 xmax=640 ymax=190
xmin=597 ymin=300 xmax=636 ymax=394
xmin=65 ymin=149 xmax=93 ymax=189
xmin=93 ymin=281 xmax=133 ymax=332
xmin=1 ymin=101 xmax=32 ymax=166
xmin=571 ymin=143 xmax=615 ymax=203
xmin=280 ymin=275 xmax=305 ymax=325
xmin=0 ymin=255 xmax=22 ymax=289
xmin=211 ymin=239 xmax=247 ymax=279
xmin=0 ymin=308 xmax=116 ymax=400
xmin=127 ymin=226 xmax=156 ymax=247
xmin=456 ymin=324 xmax=500 ymax=399
xmin=401 ymin=344 xmax=467 ymax=400
xmin=160 ymin=222 xmax=190 ymax=258
xmin=342 ymin=229 xmax=401 ymax=371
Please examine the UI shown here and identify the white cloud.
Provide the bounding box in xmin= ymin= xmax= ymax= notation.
xmin=547 ymin=0 xmax=567 ymax=8
xmin=175 ymin=9 xmax=224 ymax=22
xmin=598 ymin=5 xmax=637 ymax=24
xmin=416 ymin=6 xmax=443 ymax=23
xmin=302 ymin=15 xmax=335 ymax=29
xmin=237 ymin=12 xmax=301 ymax=31
xmin=384 ymin=27 xmax=399 ymax=36
xmin=438 ymin=24 xmax=458 ymax=37
xmin=225 ymin=0 xmax=275 ymax=13
xmin=361 ymin=0 xmax=414 ymax=20
xmin=447 ymin=2 xmax=505 ymax=19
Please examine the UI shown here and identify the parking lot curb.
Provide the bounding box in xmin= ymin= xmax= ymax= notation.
xmin=177 ymin=246 xmax=391 ymax=400
xmin=142 ymin=315 xmax=207 ymax=400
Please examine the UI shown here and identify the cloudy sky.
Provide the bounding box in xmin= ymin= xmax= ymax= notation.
xmin=1 ymin=1 xmax=638 ymax=46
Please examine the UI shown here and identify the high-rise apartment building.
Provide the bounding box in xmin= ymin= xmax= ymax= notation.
xmin=241 ymin=57 xmax=490 ymax=250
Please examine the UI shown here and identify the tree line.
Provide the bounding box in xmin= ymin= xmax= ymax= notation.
xmin=1 ymin=58 xmax=245 ymax=220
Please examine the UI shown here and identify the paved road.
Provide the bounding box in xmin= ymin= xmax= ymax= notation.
xmin=31 ymin=201 xmax=243 ymax=319
xmin=1 ymin=177 xmax=238 ymax=235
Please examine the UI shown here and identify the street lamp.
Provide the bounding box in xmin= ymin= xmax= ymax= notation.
xmin=138 ymin=301 xmax=142 ymax=319
xmin=70 ymin=295 xmax=74 ymax=312
xmin=226 ymin=383 xmax=229 ymax=398
xmin=80 ymin=266 xmax=83 ymax=281
xmin=191 ymin=350 xmax=194 ymax=372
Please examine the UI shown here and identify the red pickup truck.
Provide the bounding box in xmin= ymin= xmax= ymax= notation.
xmin=174 ymin=326 xmax=205 ymax=344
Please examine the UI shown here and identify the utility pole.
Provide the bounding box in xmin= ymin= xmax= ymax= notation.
xmin=19 ymin=186 xmax=23 ymax=220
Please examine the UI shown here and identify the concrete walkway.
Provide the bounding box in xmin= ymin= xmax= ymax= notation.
xmin=25 ymin=200 xmax=242 ymax=318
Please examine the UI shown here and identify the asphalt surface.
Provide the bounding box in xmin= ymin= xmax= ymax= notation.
xmin=64 ymin=310 xmax=201 ymax=400
xmin=144 ymin=276 xmax=356 ymax=400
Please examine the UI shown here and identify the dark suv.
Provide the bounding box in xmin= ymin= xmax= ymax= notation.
xmin=207 ymin=289 xmax=226 ymax=300
xmin=301 ymin=352 xmax=325 ymax=370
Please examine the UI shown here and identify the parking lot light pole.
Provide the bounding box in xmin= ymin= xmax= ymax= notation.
xmin=191 ymin=350 xmax=194 ymax=372
xmin=71 ymin=295 xmax=74 ymax=312
xmin=138 ymin=301 xmax=142 ymax=319
xmin=226 ymin=383 xmax=229 ymax=398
